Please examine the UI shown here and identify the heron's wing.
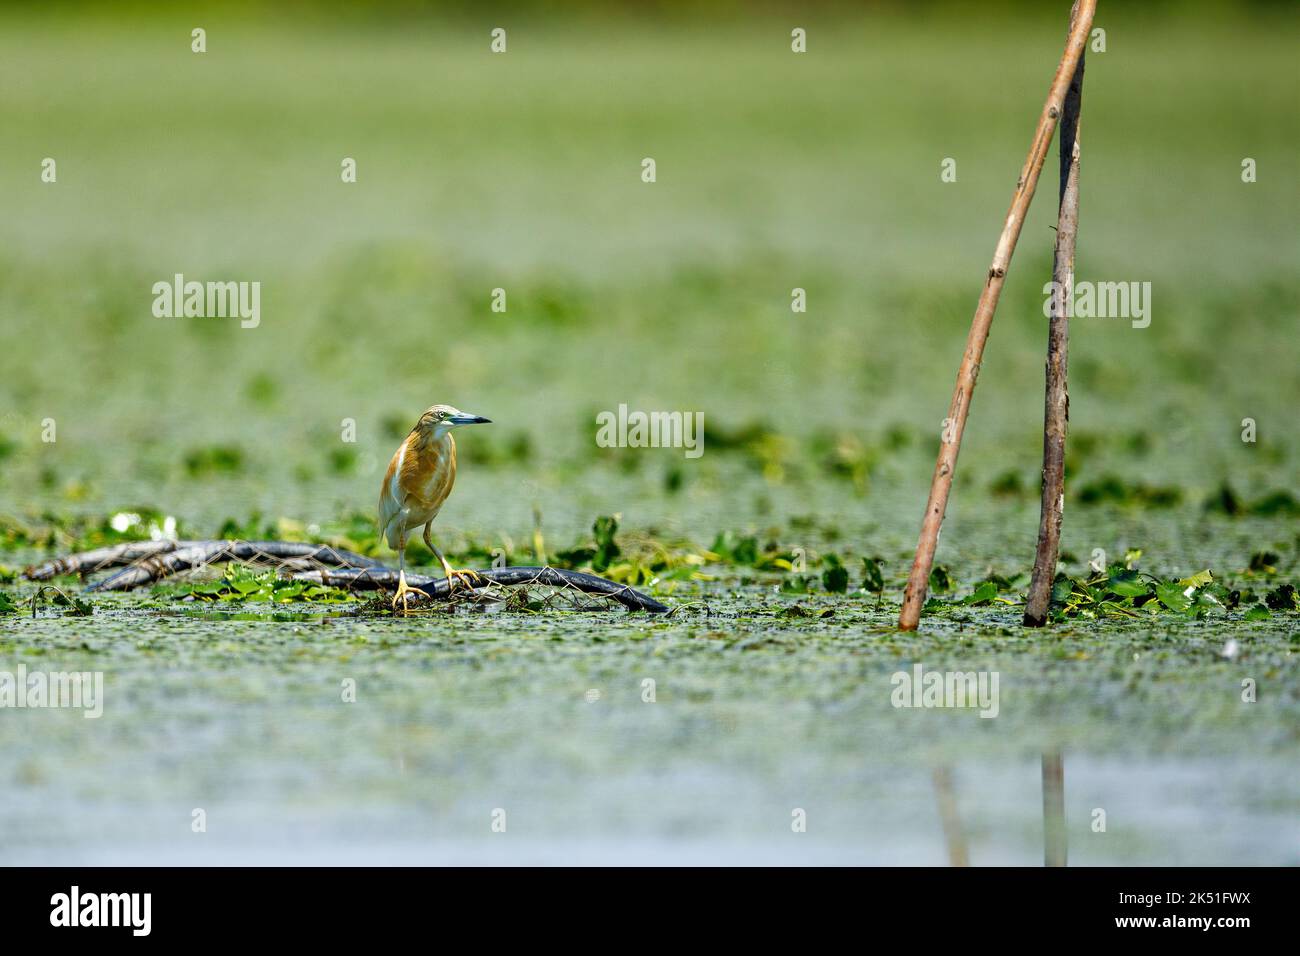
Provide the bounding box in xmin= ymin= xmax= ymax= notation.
xmin=378 ymin=450 xmax=407 ymax=550
xmin=379 ymin=501 xmax=405 ymax=551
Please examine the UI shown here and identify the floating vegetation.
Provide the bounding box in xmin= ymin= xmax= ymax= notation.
xmin=985 ymin=471 xmax=1290 ymax=514
xmin=3 ymin=507 xmax=1297 ymax=626
xmin=182 ymin=444 xmax=245 ymax=477
xmin=820 ymin=553 xmax=849 ymax=593
xmin=861 ymin=557 xmax=887 ymax=608
xmin=1075 ymin=475 xmax=1182 ymax=508
xmin=1264 ymin=583 xmax=1298 ymax=612
xmin=1205 ymin=483 xmax=1300 ymax=518
xmin=11 ymin=518 xmax=673 ymax=614
xmin=928 ymin=565 xmax=954 ymax=594
xmin=459 ymin=429 xmax=535 ymax=466
xmin=6 ymin=585 xmax=96 ymax=617
xmin=1048 ymin=568 xmax=1261 ymax=622
xmin=554 ymin=514 xmax=622 ymax=573
xmin=163 ymin=564 xmax=360 ymax=604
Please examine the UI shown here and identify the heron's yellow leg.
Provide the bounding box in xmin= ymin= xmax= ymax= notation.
xmin=424 ymin=522 xmax=482 ymax=591
xmin=391 ymin=569 xmax=413 ymax=615
xmin=391 ymin=538 xmax=414 ymax=615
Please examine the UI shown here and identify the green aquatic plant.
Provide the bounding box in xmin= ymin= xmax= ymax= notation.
xmin=163 ymin=565 xmax=358 ymax=604
xmin=820 ymin=554 xmax=849 ymax=593
xmin=1043 ymin=567 xmax=1228 ymax=622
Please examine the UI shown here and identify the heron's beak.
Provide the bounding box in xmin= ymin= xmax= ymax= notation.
xmin=450 ymin=413 xmax=492 ymax=426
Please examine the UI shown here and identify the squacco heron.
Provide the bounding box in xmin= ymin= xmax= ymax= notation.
xmin=379 ymin=404 xmax=491 ymax=612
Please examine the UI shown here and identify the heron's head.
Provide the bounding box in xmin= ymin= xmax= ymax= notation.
xmin=415 ymin=404 xmax=492 ymax=441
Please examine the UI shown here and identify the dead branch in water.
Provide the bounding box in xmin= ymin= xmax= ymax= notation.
xmin=300 ymin=566 xmax=669 ymax=613
xmin=24 ymin=539 xmax=382 ymax=585
xmin=24 ymin=540 xmax=667 ymax=613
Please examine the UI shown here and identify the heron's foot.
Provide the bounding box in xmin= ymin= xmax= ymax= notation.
xmin=391 ymin=570 xmax=414 ymax=615
xmin=441 ymin=564 xmax=484 ymax=592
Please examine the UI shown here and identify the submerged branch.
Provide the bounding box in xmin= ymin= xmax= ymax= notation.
xmin=298 ymin=566 xmax=669 ymax=613
xmin=24 ymin=540 xmax=668 ymax=613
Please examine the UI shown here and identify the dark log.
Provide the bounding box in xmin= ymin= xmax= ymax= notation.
xmin=298 ymin=566 xmax=669 ymax=613
xmin=24 ymin=540 xmax=667 ymax=613
xmin=24 ymin=540 xmax=182 ymax=581
xmin=83 ymin=541 xmax=384 ymax=592
xmin=26 ymin=539 xmax=382 ymax=586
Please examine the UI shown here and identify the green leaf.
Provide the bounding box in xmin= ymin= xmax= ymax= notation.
xmin=1248 ymin=551 xmax=1279 ymax=574
xmin=1248 ymin=490 xmax=1300 ymax=517
xmin=1155 ymin=582 xmax=1192 ymax=613
xmin=272 ymin=583 xmax=305 ymax=602
xmin=821 ymin=555 xmax=848 ymax=593
xmin=928 ymin=565 xmax=953 ymax=594
xmin=1177 ymin=569 xmax=1213 ymax=589
xmin=1264 ymin=584 xmax=1298 ymax=611
xmin=1108 ymin=569 xmax=1149 ymax=598
xmin=1191 ymin=589 xmax=1222 ymax=612
xmin=963 ymin=581 xmax=998 ymax=606
xmin=1097 ymin=601 xmax=1140 ymax=619
xmin=552 ymin=546 xmax=594 ymax=569
xmin=1243 ymin=604 xmax=1270 ymax=622
xmin=166 ymin=562 xmax=355 ymax=603
xmin=709 ymin=532 xmax=759 ymax=566
xmin=591 ymin=515 xmax=621 ymax=572
xmin=860 ymin=557 xmax=884 ymax=593
xmin=780 ymin=576 xmax=810 ymax=594
xmin=1202 ymin=582 xmax=1236 ymax=609
xmin=48 ymin=589 xmax=94 ymax=615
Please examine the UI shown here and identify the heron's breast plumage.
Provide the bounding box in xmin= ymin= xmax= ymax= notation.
xmin=379 ymin=431 xmax=458 ymax=550
xmin=400 ymin=433 xmax=457 ymax=513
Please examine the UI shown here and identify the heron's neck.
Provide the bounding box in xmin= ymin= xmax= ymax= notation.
xmin=416 ymin=428 xmax=455 ymax=453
